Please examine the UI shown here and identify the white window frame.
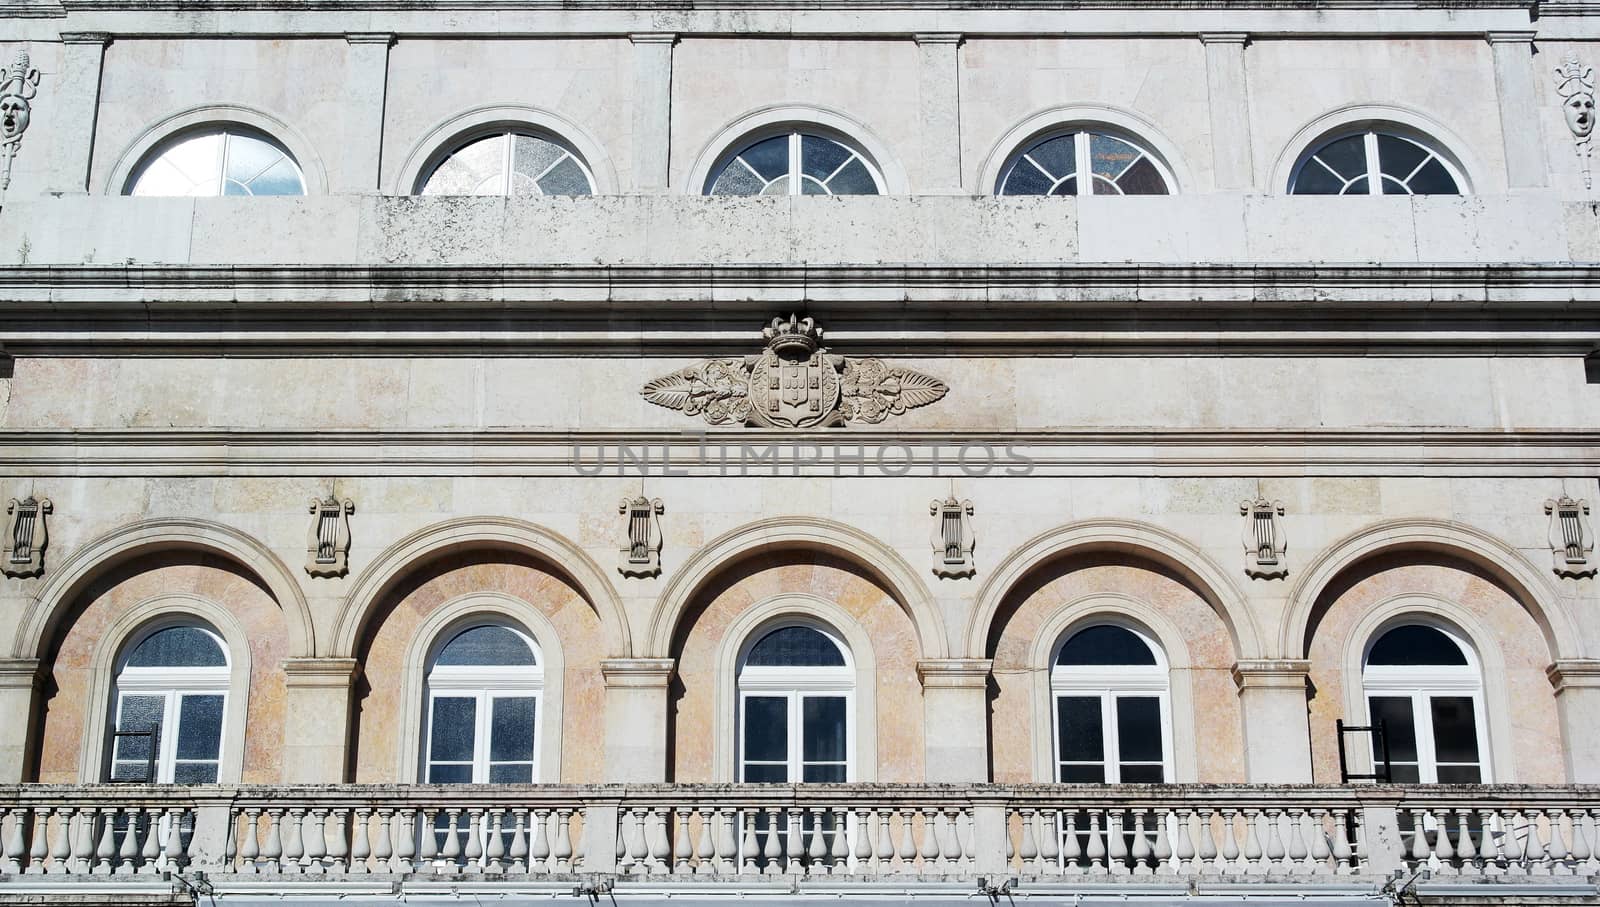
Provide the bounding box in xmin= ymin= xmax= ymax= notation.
xmin=1290 ymin=129 xmax=1465 ymax=196
xmin=1050 ymin=622 xmax=1174 ymax=784
xmin=711 ymin=131 xmax=884 ymax=197
xmin=419 ymin=130 xmax=596 ymax=197
xmin=1002 ymin=130 xmax=1175 ymax=197
xmin=1361 ymin=622 xmax=1492 ymax=784
xmin=128 ymin=127 xmax=306 ymax=197
xmin=735 ymin=622 xmax=855 ymax=783
xmin=109 ymin=625 xmax=231 ymax=785
xmin=421 ymin=624 xmax=544 ymax=785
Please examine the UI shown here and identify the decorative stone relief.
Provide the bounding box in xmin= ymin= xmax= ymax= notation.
xmin=618 ymin=496 xmax=665 ymax=578
xmin=641 ymin=315 xmax=949 ymax=429
xmin=306 ymin=495 xmax=355 ymax=577
xmin=0 ymin=51 xmax=40 ymax=191
xmin=1545 ymin=494 xmax=1596 ymax=578
xmin=929 ymin=496 xmax=975 ymax=579
xmin=1239 ymin=498 xmax=1287 ymax=579
xmin=1556 ymin=52 xmax=1596 ymax=189
xmin=3 ymin=496 xmax=50 ymax=578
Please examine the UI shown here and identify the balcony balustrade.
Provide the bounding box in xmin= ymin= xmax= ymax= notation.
xmin=1 ymin=785 xmax=1597 ymax=886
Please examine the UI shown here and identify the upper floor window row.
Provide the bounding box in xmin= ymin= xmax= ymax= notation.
xmin=121 ymin=119 xmax=1468 ymax=199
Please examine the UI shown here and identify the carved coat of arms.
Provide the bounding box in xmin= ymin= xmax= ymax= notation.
xmin=641 ymin=315 xmax=949 ymax=429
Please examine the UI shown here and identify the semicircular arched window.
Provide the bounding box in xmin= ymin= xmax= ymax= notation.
xmin=1051 ymin=622 xmax=1171 ymax=783
xmin=422 ymin=623 xmax=543 ymax=783
xmin=128 ymin=127 xmax=306 ymax=197
xmin=736 ymin=623 xmax=852 ymax=782
xmin=1361 ymin=622 xmax=1488 ymax=783
xmin=998 ymin=131 xmax=1173 ymax=196
xmin=108 ymin=623 xmax=231 ymax=783
xmin=418 ymin=131 xmax=595 ymax=197
xmin=1289 ymin=129 xmax=1463 ymax=195
xmin=707 ymin=131 xmax=882 ymax=197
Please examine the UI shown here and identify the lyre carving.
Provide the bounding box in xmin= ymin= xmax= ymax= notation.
xmin=306 ymin=496 xmax=355 ymax=577
xmin=3 ymin=496 xmax=50 ymax=578
xmin=929 ymin=496 xmax=975 ymax=579
xmin=618 ymin=496 xmax=665 ymax=578
xmin=1545 ymin=495 xmax=1596 ymax=578
xmin=1239 ymin=498 xmax=1287 ymax=580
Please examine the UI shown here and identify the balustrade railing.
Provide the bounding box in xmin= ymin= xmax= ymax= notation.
xmin=2 ymin=784 xmax=1597 ymax=883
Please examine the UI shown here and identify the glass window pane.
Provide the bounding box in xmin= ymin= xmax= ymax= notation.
xmin=1058 ymin=625 xmax=1156 ymax=666
xmin=1368 ymin=625 xmax=1467 ymax=666
xmin=1312 ymin=135 xmax=1367 ymax=180
xmin=131 ymin=133 xmax=223 ymax=196
xmin=435 ymin=625 xmax=536 ymax=666
xmin=1342 ymin=175 xmax=1371 ymax=195
xmin=1406 ymin=158 xmax=1459 ymax=195
xmin=1000 ymin=159 xmax=1054 ymax=196
xmin=175 ymin=694 xmax=224 ymax=760
xmin=1116 ymin=697 xmax=1164 ymax=763
xmin=1060 ymin=763 xmax=1105 ymax=783
xmin=511 ymin=135 xmax=566 ymax=183
xmin=801 ymin=696 xmax=847 ymax=762
xmin=1429 ymin=696 xmax=1481 ymax=765
xmin=1056 ymin=696 xmax=1103 ymax=762
xmin=489 ymin=697 xmax=536 ymax=763
xmin=112 ymin=761 xmax=154 ymax=783
xmin=488 ymin=763 xmax=533 ymax=784
xmin=746 ymin=626 xmax=845 ymax=667
xmin=116 ymin=694 xmax=166 ymax=738
xmin=742 ymin=695 xmax=788 ymax=762
xmin=1089 ymin=133 xmax=1139 ymax=179
xmin=1387 ymin=763 xmax=1422 ymax=784
xmin=824 ymin=157 xmax=878 ymax=195
xmin=422 ymin=135 xmax=505 ymax=196
xmin=1051 ymin=176 xmax=1078 ymax=196
xmin=1293 ymin=160 xmax=1346 ymax=195
xmin=535 ymin=156 xmax=594 ymax=196
xmin=1368 ymin=696 xmax=1419 ymax=763
xmin=126 ymin=626 xmax=227 ymax=668
xmin=739 ymin=136 xmax=789 ymax=180
xmin=246 ymin=158 xmax=305 ymax=196
xmin=224 ymin=133 xmax=286 ymax=185
xmin=1027 ymin=135 xmax=1077 ymax=180
xmin=427 ymin=763 xmax=473 ymax=784
xmin=1116 ymin=157 xmax=1169 ymax=195
xmin=709 ymin=159 xmax=765 ymax=196
xmin=802 ymin=764 xmax=846 ymax=783
xmin=800 ymin=134 xmax=851 ymax=181
xmin=428 ymin=696 xmax=478 ymax=763
xmin=1119 ymin=764 xmax=1165 ymax=783
xmin=173 ymin=762 xmax=219 ymax=784
xmin=1376 ymin=134 xmax=1429 ymax=180
xmin=742 ymin=763 xmax=788 ymax=783
xmin=1436 ymin=765 xmax=1482 ymax=784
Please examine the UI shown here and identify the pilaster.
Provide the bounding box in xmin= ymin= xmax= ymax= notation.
xmin=340 ymin=34 xmax=394 ymax=193
xmin=602 ymin=657 xmax=675 ymax=782
xmin=281 ymin=657 xmax=358 ymax=783
xmin=917 ymin=658 xmax=991 ymax=782
xmin=914 ymin=34 xmax=964 ymax=194
xmin=1488 ymin=31 xmax=1549 ymax=189
xmin=1232 ymin=659 xmax=1313 ymax=783
xmin=629 ymin=34 xmax=676 ymax=193
xmin=48 ymin=33 xmax=110 ymax=195
xmin=1548 ymin=659 xmax=1600 ymax=781
xmin=1200 ymin=33 xmax=1254 ymax=191
xmin=0 ymin=658 xmax=42 ymax=783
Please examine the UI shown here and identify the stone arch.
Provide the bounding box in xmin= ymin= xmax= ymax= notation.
xmin=13 ymin=518 xmax=314 ymax=660
xmin=1282 ymin=518 xmax=1578 ymax=662
xmin=331 ymin=516 xmax=631 ymax=659
xmin=644 ymin=516 xmax=947 ymax=661
xmin=964 ymin=519 xmax=1264 ymax=662
xmin=682 ymin=103 xmax=911 ymax=195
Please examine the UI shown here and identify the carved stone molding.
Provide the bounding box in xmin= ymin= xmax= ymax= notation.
xmin=641 ymin=315 xmax=948 ymax=429
xmin=3 ymin=496 xmax=50 ymax=578
xmin=306 ymin=496 xmax=355 ymax=577
xmin=618 ymin=495 xmax=664 ymax=578
xmin=1240 ymin=497 xmax=1287 ymax=580
xmin=1545 ymin=494 xmax=1596 ymax=579
xmin=1557 ymin=52 xmax=1596 ymax=189
xmin=929 ymin=496 xmax=975 ymax=579
xmin=0 ymin=51 xmax=39 ymax=191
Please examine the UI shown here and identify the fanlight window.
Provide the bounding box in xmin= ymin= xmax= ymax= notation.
xmin=737 ymin=624 xmax=852 ymax=782
xmin=128 ymin=128 xmax=305 ymax=197
xmin=1290 ymin=130 xmax=1462 ymax=195
xmin=998 ymin=131 xmax=1172 ymax=196
xmin=419 ymin=132 xmax=595 ymax=197
xmin=423 ymin=624 xmax=543 ymax=784
xmin=1362 ymin=622 xmax=1488 ymax=783
xmin=1051 ymin=623 xmax=1172 ymax=783
xmin=707 ymin=132 xmax=881 ymax=196
xmin=109 ymin=624 xmax=230 ymax=784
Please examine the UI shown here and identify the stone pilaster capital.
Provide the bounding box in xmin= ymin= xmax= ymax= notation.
xmin=0 ymin=657 xmax=43 ymax=691
xmin=346 ymin=32 xmax=395 ymax=46
xmin=281 ymin=657 xmax=360 ymax=689
xmin=913 ymin=33 xmax=964 ymax=46
xmin=601 ymin=657 xmax=676 ymax=689
xmin=58 ymin=32 xmax=111 ymax=46
xmin=1547 ymin=659 xmax=1600 ymax=693
xmin=1199 ymin=32 xmax=1250 ymax=46
xmin=1485 ymin=30 xmax=1536 ymax=46
xmin=916 ymin=658 xmax=992 ymax=690
xmin=629 ymin=33 xmax=678 ymax=46
xmin=1232 ymin=659 xmax=1313 ymax=692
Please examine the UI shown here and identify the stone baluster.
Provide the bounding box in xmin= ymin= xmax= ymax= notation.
xmin=1038 ymin=809 xmax=1060 ymax=875
xmin=756 ymin=808 xmax=779 ymax=875
xmin=1012 ymin=809 xmax=1035 ymax=873
xmin=1242 ymin=810 xmax=1264 ymax=875
xmin=553 ymin=809 xmax=575 ymax=873
xmin=915 ymin=808 xmax=938 ymax=872
xmin=1106 ymin=812 xmax=1129 ymax=876
xmin=831 ymin=807 xmax=852 ymax=875
xmin=649 ymin=808 xmax=673 ymax=874
xmin=1286 ymin=809 xmax=1310 ymax=874
xmin=1220 ymin=810 xmax=1241 ymax=874
xmin=1152 ymin=811 xmax=1174 ymax=876
xmin=371 ymin=809 xmax=393 ymax=874
xmin=26 ymin=807 xmax=50 ymax=874
xmin=138 ymin=808 xmax=161 ymax=874
xmin=1567 ymin=809 xmax=1592 ymax=876
xmin=70 ymin=809 xmax=94 ymax=874
xmin=572 ymin=808 xmax=586 ymax=868
xmin=1435 ymin=809 xmax=1459 ymax=874
xmin=1546 ymin=809 xmax=1570 ymax=876
xmin=1173 ymin=810 xmax=1196 ymax=874
xmin=694 ymin=808 xmax=715 ymax=875
xmin=623 ymin=808 xmax=646 ymax=873
xmin=1061 ymin=811 xmax=1083 ymax=875
xmin=114 ymin=809 xmax=139 ymax=875
xmin=1453 ymin=808 xmax=1478 ymax=876
xmin=1261 ymin=810 xmax=1285 ymax=873
xmin=1308 ymin=810 xmax=1332 ymax=875
xmin=528 ymin=809 xmax=551 ymax=873
xmin=802 ymin=808 xmax=825 ymax=875
xmin=1 ymin=809 xmax=22 ymax=874
xmin=1406 ymin=810 xmax=1430 ymax=871
xmin=717 ymin=808 xmax=740 ymax=874
xmin=507 ymin=810 xmax=529 ymax=874
xmin=392 ymin=810 xmax=416 ymax=874
xmin=1499 ymin=809 xmax=1524 ymax=875
xmin=852 ymin=810 xmax=875 ymax=871
xmin=1129 ymin=812 xmax=1152 ymax=876
xmin=484 ymin=810 xmax=506 ymax=874
xmin=939 ymin=808 xmax=962 ymax=874
xmin=666 ymin=808 xmax=687 ymax=874
xmin=438 ymin=810 xmax=464 ymax=874
xmin=1084 ymin=812 xmax=1107 ymax=873
xmin=260 ymin=810 xmax=284 ymax=874
xmin=282 ymin=809 xmax=306 ymax=875
xmin=1197 ymin=809 xmax=1219 ymax=873
xmin=327 ymin=810 xmax=351 ymax=874
xmin=1331 ymin=809 xmax=1355 ymax=875
xmin=46 ymin=807 xmax=71 ymax=875
xmin=960 ymin=808 xmax=977 ymax=872
xmin=415 ymin=810 xmax=438 ymax=871
xmin=614 ymin=809 xmax=632 ymax=873
xmin=91 ymin=808 xmax=116 ymax=875
xmin=894 ymin=808 xmax=915 ymax=872
xmin=783 ymin=809 xmax=804 ymax=875
xmin=166 ymin=808 xmax=189 ymax=872
xmin=236 ymin=808 xmax=261 ymax=875
xmin=740 ymin=809 xmax=760 ymax=874
xmin=875 ymin=809 xmax=894 ymax=873
xmin=462 ymin=808 xmax=485 ymax=875
xmin=304 ymin=810 xmax=329 ymax=875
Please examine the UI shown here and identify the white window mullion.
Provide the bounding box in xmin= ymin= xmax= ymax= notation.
xmin=1363 ymin=131 xmax=1383 ymax=194
xmin=1101 ymin=693 xmax=1118 ymax=782
xmin=1075 ymin=133 xmax=1092 ymax=196
xmin=789 ymin=132 xmax=802 ymax=196
xmin=159 ymin=692 xmax=180 ymax=784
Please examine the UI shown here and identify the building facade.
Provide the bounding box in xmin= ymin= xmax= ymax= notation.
xmin=1 ymin=1 xmax=1600 ymax=905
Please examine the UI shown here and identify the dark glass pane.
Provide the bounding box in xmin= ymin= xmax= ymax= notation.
xmin=800 ymin=134 xmax=851 ymax=180
xmin=112 ymin=761 xmax=153 ymax=783
xmin=709 ymin=160 xmax=764 ymax=196
xmin=1119 ymin=763 xmax=1165 ymax=783
xmin=127 ymin=627 xmax=226 ymax=668
xmin=746 ymin=626 xmax=845 ymax=667
xmin=1343 ymin=175 xmax=1371 ymax=195
xmin=1430 ymin=697 xmax=1481 ymax=764
xmin=1292 ymin=160 xmax=1345 ymax=195
xmin=742 ymin=695 xmax=788 ymax=761
xmin=1368 ymin=625 xmax=1467 ymax=666
xmin=175 ymin=695 xmax=223 ymax=760
xmin=1369 ymin=696 xmax=1419 ymax=763
xmin=801 ymin=177 xmax=829 ymax=195
xmin=1057 ymin=696 xmax=1103 ymax=762
xmin=802 ymin=764 xmax=846 ymax=783
xmin=1116 ymin=157 xmax=1169 ymax=195
xmin=435 ymin=625 xmax=535 ymax=666
xmin=999 ymin=159 xmax=1053 ymax=196
xmin=1380 ymin=175 xmax=1411 ymax=195
xmin=1313 ymin=135 xmax=1367 ymax=180
xmin=489 ymin=697 xmax=536 ymax=762
xmin=488 ymin=763 xmax=533 ymax=784
xmin=742 ymin=763 xmax=788 ymax=783
xmin=1387 ymin=763 xmax=1421 ymax=783
xmin=116 ymin=694 xmax=166 ymax=737
xmin=825 ymin=158 xmax=878 ymax=195
xmin=1406 ymin=158 xmax=1459 ymax=195
xmin=536 ymin=156 xmax=594 ymax=196
xmin=1027 ymin=135 xmax=1077 ymax=179
xmin=802 ymin=696 xmax=847 ymax=762
xmin=1059 ymin=762 xmax=1105 ymax=783
xmin=739 ymin=136 xmax=789 ymax=180
xmin=173 ymin=762 xmax=218 ymax=784
xmin=1051 ymin=176 xmax=1078 ymax=196
xmin=1376 ymin=135 xmax=1429 ymax=181
xmin=1116 ymin=697 xmax=1164 ymax=763
xmin=1437 ymin=764 xmax=1482 ymax=784
xmin=428 ymin=696 xmax=478 ymax=763
xmin=1089 ymin=133 xmax=1139 ymax=179
xmin=1058 ymin=625 xmax=1156 ymax=666
xmin=427 ymin=763 xmax=473 ymax=784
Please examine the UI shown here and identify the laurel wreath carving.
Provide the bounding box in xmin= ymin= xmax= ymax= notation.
xmin=642 ymin=353 xmax=947 ymax=428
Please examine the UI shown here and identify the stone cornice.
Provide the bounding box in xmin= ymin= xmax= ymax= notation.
xmin=917 ymin=659 xmax=993 ymax=690
xmin=601 ymin=658 xmax=676 ymax=689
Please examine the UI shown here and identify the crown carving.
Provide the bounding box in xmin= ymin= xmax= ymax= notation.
xmin=762 ymin=314 xmax=822 ymax=358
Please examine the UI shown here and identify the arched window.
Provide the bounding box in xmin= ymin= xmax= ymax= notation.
xmin=422 ymin=623 xmax=543 ymax=783
xmin=1362 ymin=622 xmax=1489 ymax=783
xmin=998 ymin=131 xmax=1172 ymax=196
xmin=418 ymin=131 xmax=595 ymax=196
xmin=707 ymin=131 xmax=881 ymax=197
xmin=1289 ymin=129 xmax=1462 ymax=195
xmin=736 ymin=623 xmax=852 ymax=782
xmin=1051 ymin=623 xmax=1172 ymax=783
xmin=108 ymin=623 xmax=230 ymax=783
xmin=127 ymin=127 xmax=305 ymax=197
